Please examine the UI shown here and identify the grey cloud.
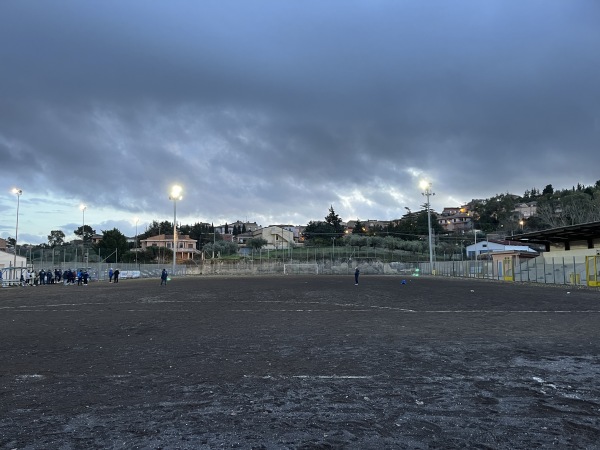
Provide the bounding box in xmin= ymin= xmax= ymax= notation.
xmin=1 ymin=1 xmax=600 ymax=244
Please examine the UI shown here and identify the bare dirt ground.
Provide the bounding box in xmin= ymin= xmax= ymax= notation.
xmin=1 ymin=275 xmax=600 ymax=449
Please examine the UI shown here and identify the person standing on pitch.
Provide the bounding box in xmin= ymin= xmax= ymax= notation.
xmin=160 ymin=268 xmax=168 ymax=286
xmin=354 ymin=267 xmax=360 ymax=285
xmin=113 ymin=269 xmax=120 ymax=283
xmin=108 ymin=268 xmax=114 ymax=283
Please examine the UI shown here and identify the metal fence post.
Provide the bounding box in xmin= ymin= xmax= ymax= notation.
xmin=543 ymin=257 xmax=546 ymax=284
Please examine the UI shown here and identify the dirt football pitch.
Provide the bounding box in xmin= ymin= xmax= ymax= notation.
xmin=1 ymin=275 xmax=600 ymax=449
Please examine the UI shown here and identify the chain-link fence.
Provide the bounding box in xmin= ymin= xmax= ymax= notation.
xmin=3 ymin=247 xmax=597 ymax=288
xmin=428 ymin=255 xmax=595 ymax=287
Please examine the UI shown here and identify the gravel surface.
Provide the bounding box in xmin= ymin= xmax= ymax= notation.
xmin=1 ymin=275 xmax=600 ymax=449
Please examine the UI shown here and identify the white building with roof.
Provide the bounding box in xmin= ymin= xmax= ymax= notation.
xmin=466 ymin=240 xmax=537 ymax=258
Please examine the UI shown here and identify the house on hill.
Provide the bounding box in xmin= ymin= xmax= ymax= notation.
xmin=438 ymin=205 xmax=473 ymax=233
xmin=514 ymin=202 xmax=537 ymax=219
xmin=438 ymin=212 xmax=473 ymax=233
xmin=140 ymin=234 xmax=199 ymax=261
xmin=270 ymin=224 xmax=305 ymax=243
xmin=215 ymin=221 xmax=260 ymax=235
xmin=236 ymin=226 xmax=294 ymax=251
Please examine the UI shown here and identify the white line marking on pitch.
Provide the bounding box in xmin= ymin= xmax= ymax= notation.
xmin=420 ymin=310 xmax=600 ymax=313
xmin=4 ymin=303 xmax=599 ymax=314
xmin=229 ymin=309 xmax=377 ymax=312
xmin=0 ymin=308 xmax=189 ymax=312
xmin=0 ymin=302 xmax=105 ymax=309
xmin=293 ymin=375 xmax=372 ymax=379
xmin=243 ymin=374 xmax=372 ymax=380
xmin=228 ymin=309 xmax=600 ymax=313
xmin=15 ymin=374 xmax=45 ymax=381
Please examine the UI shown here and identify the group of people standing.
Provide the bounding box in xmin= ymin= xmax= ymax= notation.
xmin=18 ymin=268 xmax=90 ymax=286
xmin=64 ymin=269 xmax=90 ymax=285
xmin=12 ymin=267 xmax=175 ymax=286
xmin=18 ymin=267 xmax=124 ymax=285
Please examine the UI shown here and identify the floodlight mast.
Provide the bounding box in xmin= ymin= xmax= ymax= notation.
xmin=80 ymin=204 xmax=87 ymax=263
xmin=12 ymin=188 xmax=22 ymax=280
xmin=169 ymin=185 xmax=183 ymax=276
xmin=134 ymin=217 xmax=139 ymax=265
xmin=420 ymin=181 xmax=435 ymax=275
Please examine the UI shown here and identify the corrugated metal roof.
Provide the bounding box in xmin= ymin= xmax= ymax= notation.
xmin=509 ymin=221 xmax=600 ymax=244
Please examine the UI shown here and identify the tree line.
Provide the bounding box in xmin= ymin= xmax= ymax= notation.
xmin=8 ymin=179 xmax=600 ymax=263
xmin=472 ymin=180 xmax=600 ymax=233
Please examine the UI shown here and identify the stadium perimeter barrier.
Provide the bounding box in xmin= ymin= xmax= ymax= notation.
xmin=119 ymin=255 xmax=597 ymax=287
xmin=424 ymin=255 xmax=594 ymax=287
xmin=199 ymin=254 xmax=597 ymax=287
xmin=2 ymin=255 xmax=595 ymax=288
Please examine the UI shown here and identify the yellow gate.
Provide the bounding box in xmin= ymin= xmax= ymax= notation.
xmin=586 ymin=256 xmax=600 ymax=287
xmin=502 ymin=257 xmax=514 ymax=281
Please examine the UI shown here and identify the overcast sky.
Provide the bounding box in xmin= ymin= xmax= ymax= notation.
xmin=1 ymin=1 xmax=599 ymax=244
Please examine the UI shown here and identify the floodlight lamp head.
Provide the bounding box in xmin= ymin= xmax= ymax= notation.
xmin=80 ymin=204 xmax=87 ymax=211
xmin=12 ymin=188 xmax=22 ymax=195
xmin=170 ymin=185 xmax=183 ymax=200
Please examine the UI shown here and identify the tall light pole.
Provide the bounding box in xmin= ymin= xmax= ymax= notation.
xmin=12 ymin=188 xmax=22 ymax=279
xmin=420 ymin=181 xmax=435 ymax=275
xmin=332 ymin=236 xmax=335 ymax=259
xmin=169 ymin=185 xmax=182 ymax=276
xmin=134 ymin=217 xmax=139 ymax=265
xmin=474 ymin=227 xmax=478 ymax=261
xmin=80 ymin=204 xmax=87 ymax=264
xmin=158 ymin=224 xmax=162 ymax=265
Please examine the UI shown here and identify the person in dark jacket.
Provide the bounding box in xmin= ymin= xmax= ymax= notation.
xmin=160 ymin=269 xmax=168 ymax=285
xmin=113 ymin=269 xmax=120 ymax=283
xmin=354 ymin=267 xmax=360 ymax=285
